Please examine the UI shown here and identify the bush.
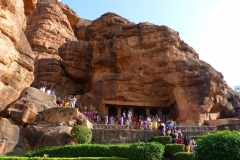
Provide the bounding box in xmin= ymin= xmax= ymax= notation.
xmin=70 ymin=125 xmax=92 ymax=144
xmin=195 ymin=130 xmax=240 ymax=160
xmin=164 ymin=144 xmax=185 ymax=158
xmin=173 ymin=152 xmax=195 ymax=160
xmin=151 ymin=136 xmax=172 ymax=145
xmin=127 ymin=142 xmax=164 ymax=160
xmin=24 ymin=144 xmax=130 ymax=158
xmin=0 ymin=157 xmax=127 ymax=160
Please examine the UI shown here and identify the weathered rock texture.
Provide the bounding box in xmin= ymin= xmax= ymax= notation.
xmin=25 ymin=0 xmax=80 ymax=97
xmin=23 ymin=121 xmax=72 ymax=150
xmin=58 ymin=12 xmax=240 ymax=126
xmin=0 ymin=118 xmax=21 ymax=155
xmin=0 ymin=0 xmax=34 ymax=113
xmin=3 ymin=87 xmax=93 ymax=152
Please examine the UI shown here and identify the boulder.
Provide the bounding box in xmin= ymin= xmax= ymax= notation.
xmin=6 ymin=87 xmax=58 ymax=125
xmin=42 ymin=107 xmax=78 ymax=126
xmin=23 ymin=121 xmax=72 ymax=150
xmin=0 ymin=118 xmax=21 ymax=155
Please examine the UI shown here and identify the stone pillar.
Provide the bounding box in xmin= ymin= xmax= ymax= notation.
xmin=104 ymin=106 xmax=108 ymax=115
xmin=158 ymin=109 xmax=162 ymax=120
xmin=117 ymin=107 xmax=121 ymax=117
xmin=146 ymin=108 xmax=150 ymax=116
xmin=130 ymin=108 xmax=133 ymax=114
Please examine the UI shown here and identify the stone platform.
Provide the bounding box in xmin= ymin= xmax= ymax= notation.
xmin=92 ymin=124 xmax=157 ymax=144
xmin=91 ymin=124 xmax=219 ymax=144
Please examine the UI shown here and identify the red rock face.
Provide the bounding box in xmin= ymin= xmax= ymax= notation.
xmin=24 ymin=0 xmax=240 ymax=125
xmin=59 ymin=13 xmax=240 ymax=125
xmin=25 ymin=1 xmax=81 ymax=97
xmin=0 ymin=0 xmax=34 ymax=113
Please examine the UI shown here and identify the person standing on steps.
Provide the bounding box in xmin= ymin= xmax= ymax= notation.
xmin=123 ymin=111 xmax=126 ymax=124
xmin=71 ymin=96 xmax=77 ymax=108
xmin=127 ymin=110 xmax=132 ymax=125
xmin=105 ymin=114 xmax=108 ymax=125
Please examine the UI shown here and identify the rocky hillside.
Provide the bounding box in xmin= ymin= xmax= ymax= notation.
xmin=0 ymin=0 xmax=240 ymax=127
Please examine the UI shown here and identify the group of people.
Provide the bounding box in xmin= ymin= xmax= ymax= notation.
xmin=157 ymin=119 xmax=197 ymax=152
xmin=38 ymin=86 xmax=196 ymax=152
xmin=56 ymin=96 xmax=77 ymax=108
xmin=39 ymin=87 xmax=55 ymax=95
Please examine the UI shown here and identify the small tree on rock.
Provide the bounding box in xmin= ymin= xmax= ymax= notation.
xmin=70 ymin=125 xmax=92 ymax=144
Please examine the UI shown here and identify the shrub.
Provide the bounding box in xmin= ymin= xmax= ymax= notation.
xmin=195 ymin=130 xmax=240 ymax=160
xmin=70 ymin=125 xmax=92 ymax=144
xmin=127 ymin=142 xmax=164 ymax=160
xmin=24 ymin=144 xmax=131 ymax=158
xmin=0 ymin=157 xmax=127 ymax=160
xmin=164 ymin=144 xmax=185 ymax=158
xmin=151 ymin=136 xmax=172 ymax=145
xmin=173 ymin=152 xmax=195 ymax=160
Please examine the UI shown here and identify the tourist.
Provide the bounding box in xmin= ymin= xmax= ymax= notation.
xmin=168 ymin=122 xmax=174 ymax=130
xmin=105 ymin=115 xmax=108 ymax=125
xmin=166 ymin=128 xmax=171 ymax=136
xmin=83 ymin=106 xmax=87 ymax=115
xmin=146 ymin=116 xmax=152 ymax=130
xmin=171 ymin=129 xmax=177 ymax=143
xmin=177 ymin=136 xmax=184 ymax=144
xmin=61 ymin=99 xmax=65 ymax=107
xmin=176 ymin=127 xmax=182 ymax=137
xmin=190 ymin=138 xmax=196 ymax=152
xmin=183 ymin=135 xmax=191 ymax=152
xmin=158 ymin=124 xmax=165 ymax=136
xmin=133 ymin=116 xmax=137 ymax=125
xmin=47 ymin=89 xmax=51 ymax=94
xmin=120 ymin=116 xmax=124 ymax=125
xmin=71 ymin=96 xmax=77 ymax=108
xmin=51 ymin=89 xmax=55 ymax=95
xmin=160 ymin=120 xmax=166 ymax=131
xmin=65 ymin=101 xmax=69 ymax=107
xmin=127 ymin=110 xmax=132 ymax=125
xmin=94 ymin=111 xmax=98 ymax=124
xmin=122 ymin=111 xmax=126 ymax=123
xmin=77 ymin=103 xmax=81 ymax=112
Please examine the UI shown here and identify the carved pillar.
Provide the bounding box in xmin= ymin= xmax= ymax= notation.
xmin=104 ymin=105 xmax=108 ymax=115
xmin=146 ymin=108 xmax=150 ymax=116
xmin=158 ymin=109 xmax=162 ymax=120
xmin=117 ymin=107 xmax=121 ymax=117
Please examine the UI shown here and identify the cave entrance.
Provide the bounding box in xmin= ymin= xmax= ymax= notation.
xmin=161 ymin=108 xmax=170 ymax=122
xmin=133 ymin=108 xmax=146 ymax=117
xmin=121 ymin=107 xmax=130 ymax=117
xmin=108 ymin=107 xmax=117 ymax=117
xmin=150 ymin=108 xmax=158 ymax=116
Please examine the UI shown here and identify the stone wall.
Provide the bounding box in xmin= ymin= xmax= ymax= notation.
xmin=91 ymin=124 xmax=158 ymax=143
xmin=204 ymin=118 xmax=240 ymax=126
xmin=91 ymin=124 xmax=219 ymax=144
xmin=178 ymin=126 xmax=217 ymax=136
xmin=217 ymin=123 xmax=240 ymax=131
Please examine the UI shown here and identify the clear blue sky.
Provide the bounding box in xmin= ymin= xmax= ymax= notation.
xmin=62 ymin=0 xmax=240 ymax=88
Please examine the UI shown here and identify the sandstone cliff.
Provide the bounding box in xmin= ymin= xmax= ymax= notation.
xmin=0 ymin=0 xmax=34 ymax=114
xmin=1 ymin=0 xmax=239 ymax=127
xmin=58 ymin=12 xmax=240 ymax=126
